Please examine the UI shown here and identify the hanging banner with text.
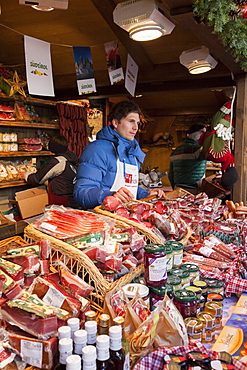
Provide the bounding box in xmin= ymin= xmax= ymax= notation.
xmin=104 ymin=40 xmax=124 ymax=85
xmin=73 ymin=46 xmax=96 ymax=95
xmin=24 ymin=35 xmax=54 ymax=97
xmin=125 ymin=54 xmax=138 ymax=97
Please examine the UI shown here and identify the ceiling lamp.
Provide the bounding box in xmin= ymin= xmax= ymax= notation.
xmin=113 ymin=0 xmax=175 ymax=42
xmin=19 ymin=0 xmax=68 ymax=11
xmin=179 ymin=46 xmax=218 ymax=74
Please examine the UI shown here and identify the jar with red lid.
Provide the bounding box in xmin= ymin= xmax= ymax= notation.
xmin=144 ymin=244 xmax=167 ymax=288
xmin=173 ymin=289 xmax=198 ymax=319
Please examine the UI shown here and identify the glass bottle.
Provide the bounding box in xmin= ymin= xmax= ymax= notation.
xmin=82 ymin=345 xmax=97 ymax=370
xmin=66 ymin=354 xmax=81 ymax=370
xmin=109 ymin=325 xmax=124 ymax=370
xmin=96 ymin=335 xmax=115 ymax=370
xmin=74 ymin=329 xmax=87 ymax=355
xmin=98 ymin=314 xmax=110 ymax=335
xmin=58 ymin=326 xmax=72 ymax=340
xmin=67 ymin=318 xmax=80 ymax=340
xmin=85 ymin=320 xmax=97 ymax=346
xmin=59 ymin=337 xmax=73 ymax=369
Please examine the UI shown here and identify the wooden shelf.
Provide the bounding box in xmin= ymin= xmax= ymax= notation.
xmin=0 ymin=120 xmax=59 ymax=129
xmin=0 ymin=151 xmax=52 ymax=157
xmin=0 ymin=180 xmax=26 ymax=189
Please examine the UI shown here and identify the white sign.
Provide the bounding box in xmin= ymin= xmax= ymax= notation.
xmin=125 ymin=54 xmax=138 ymax=97
xmin=24 ymin=35 xmax=54 ymax=97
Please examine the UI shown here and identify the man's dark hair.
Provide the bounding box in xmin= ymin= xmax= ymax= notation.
xmin=108 ymin=100 xmax=141 ymax=123
xmin=48 ymin=134 xmax=68 ymax=154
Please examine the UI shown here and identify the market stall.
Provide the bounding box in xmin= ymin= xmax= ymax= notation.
xmin=0 ymin=189 xmax=247 ymax=369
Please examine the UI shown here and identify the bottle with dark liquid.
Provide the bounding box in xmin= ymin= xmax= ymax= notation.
xmin=96 ymin=335 xmax=115 ymax=370
xmin=109 ymin=325 xmax=124 ymax=370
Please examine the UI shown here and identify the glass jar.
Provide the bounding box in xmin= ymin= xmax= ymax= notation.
xmin=204 ymin=301 xmax=223 ymax=329
xmin=122 ymin=283 xmax=150 ymax=308
xmin=0 ymin=142 xmax=3 ymax=152
xmin=144 ymin=244 xmax=167 ymax=288
xmin=164 ymin=245 xmax=173 ymax=272
xmin=185 ymin=285 xmax=202 ymax=299
xmin=167 ymin=241 xmax=183 ymax=267
xmin=149 ymin=285 xmax=173 ymax=310
xmin=207 ymin=292 xmax=224 ymax=303
xmin=184 ymin=317 xmax=203 ymax=341
xmin=205 ymin=278 xmax=224 ymax=295
xmin=197 ymin=311 xmax=215 ymax=342
xmin=167 ymin=275 xmax=182 ymax=291
xmin=180 ymin=263 xmax=200 ymax=283
xmin=173 ymin=289 xmax=198 ymax=319
xmin=192 ymin=280 xmax=208 ymax=295
xmin=170 ymin=268 xmax=190 ymax=288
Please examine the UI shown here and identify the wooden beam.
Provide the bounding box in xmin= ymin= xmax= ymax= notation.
xmin=90 ymin=0 xmax=154 ymax=71
xmin=233 ymin=74 xmax=247 ymax=203
xmin=54 ymin=75 xmax=235 ymax=100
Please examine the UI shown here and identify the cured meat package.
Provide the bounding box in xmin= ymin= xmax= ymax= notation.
xmin=1 ymin=299 xmax=58 ymax=340
xmin=28 ymin=276 xmax=82 ymax=317
xmin=7 ymin=326 xmax=57 ymax=370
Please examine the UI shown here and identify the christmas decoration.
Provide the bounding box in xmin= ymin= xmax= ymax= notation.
xmin=3 ymin=70 xmax=27 ymax=97
xmin=193 ymin=0 xmax=247 ymax=71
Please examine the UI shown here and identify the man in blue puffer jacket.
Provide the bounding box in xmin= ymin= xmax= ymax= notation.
xmin=74 ymin=100 xmax=164 ymax=209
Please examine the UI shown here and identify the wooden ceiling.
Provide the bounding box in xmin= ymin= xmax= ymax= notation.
xmin=0 ymin=0 xmax=243 ymax=117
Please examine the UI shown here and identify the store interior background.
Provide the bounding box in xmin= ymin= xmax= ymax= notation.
xmin=0 ymin=0 xmax=242 ymax=187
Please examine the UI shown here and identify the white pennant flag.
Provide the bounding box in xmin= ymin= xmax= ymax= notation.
xmin=125 ymin=54 xmax=138 ymax=97
xmin=24 ymin=35 xmax=54 ymax=97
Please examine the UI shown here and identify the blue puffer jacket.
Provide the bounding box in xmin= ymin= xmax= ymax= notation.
xmin=74 ymin=125 xmax=148 ymax=209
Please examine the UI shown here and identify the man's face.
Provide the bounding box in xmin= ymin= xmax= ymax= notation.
xmin=112 ymin=112 xmax=140 ymax=141
xmin=189 ymin=129 xmax=205 ymax=142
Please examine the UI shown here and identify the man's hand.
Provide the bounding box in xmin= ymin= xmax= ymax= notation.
xmin=148 ymin=188 xmax=166 ymax=198
xmin=113 ymin=187 xmax=134 ymax=203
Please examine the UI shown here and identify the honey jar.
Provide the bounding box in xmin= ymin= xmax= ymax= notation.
xmin=197 ymin=311 xmax=215 ymax=342
xmin=184 ymin=317 xmax=203 ymax=341
xmin=204 ymin=301 xmax=223 ymax=329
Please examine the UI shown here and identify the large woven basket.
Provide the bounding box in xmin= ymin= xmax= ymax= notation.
xmin=24 ymin=224 xmax=144 ymax=307
xmin=94 ymin=206 xmax=192 ymax=246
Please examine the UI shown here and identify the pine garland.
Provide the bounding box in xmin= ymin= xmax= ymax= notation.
xmin=193 ymin=0 xmax=247 ymax=71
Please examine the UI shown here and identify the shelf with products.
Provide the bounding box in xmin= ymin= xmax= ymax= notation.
xmin=0 ymin=120 xmax=59 ymax=129
xmin=0 ymin=151 xmax=53 ymax=158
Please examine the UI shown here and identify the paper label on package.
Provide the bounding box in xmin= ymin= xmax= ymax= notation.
xmin=203 ymin=239 xmax=214 ymax=249
xmin=21 ymin=340 xmax=43 ymax=368
xmin=198 ymin=246 xmax=213 ymax=257
xmin=40 ymin=222 xmax=57 ymax=232
xmin=42 ymin=286 xmax=65 ymax=308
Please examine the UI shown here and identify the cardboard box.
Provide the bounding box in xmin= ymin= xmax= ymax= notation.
xmin=15 ymin=186 xmax=48 ymax=219
xmin=212 ymin=293 xmax=247 ymax=364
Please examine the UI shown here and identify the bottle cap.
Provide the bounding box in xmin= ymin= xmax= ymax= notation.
xmin=59 ymin=337 xmax=73 ymax=352
xmin=84 ymin=320 xmax=97 ymax=333
xmin=82 ymin=345 xmax=97 ymax=361
xmin=85 ymin=310 xmax=97 ymax=321
xmin=58 ymin=325 xmax=71 ymax=339
xmin=109 ymin=325 xmax=122 ymax=339
xmin=67 ymin=318 xmax=80 ymax=330
xmin=96 ymin=334 xmax=110 ymax=349
xmin=74 ymin=329 xmax=87 ymax=344
xmin=66 ymin=354 xmax=81 ymax=370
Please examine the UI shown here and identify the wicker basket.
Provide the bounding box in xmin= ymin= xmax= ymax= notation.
xmin=94 ymin=205 xmax=164 ymax=244
xmin=163 ymin=187 xmax=193 ymax=199
xmin=0 ymin=235 xmax=28 ymax=256
xmin=24 ymin=224 xmax=144 ymax=307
